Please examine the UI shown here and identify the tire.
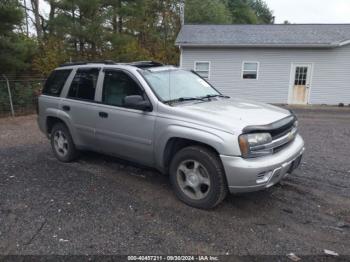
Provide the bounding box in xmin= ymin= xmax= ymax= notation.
xmin=50 ymin=123 xmax=78 ymax=162
xmin=169 ymin=146 xmax=228 ymax=209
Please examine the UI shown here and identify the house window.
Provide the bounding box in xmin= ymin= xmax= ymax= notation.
xmin=194 ymin=61 xmax=210 ymax=79
xmin=242 ymin=62 xmax=259 ymax=79
xmin=294 ymin=66 xmax=308 ymax=85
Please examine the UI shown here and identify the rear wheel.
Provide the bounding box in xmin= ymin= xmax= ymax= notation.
xmin=50 ymin=123 xmax=78 ymax=162
xmin=169 ymin=146 xmax=228 ymax=209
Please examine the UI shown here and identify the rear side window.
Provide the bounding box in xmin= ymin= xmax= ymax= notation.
xmin=42 ymin=69 xmax=72 ymax=96
xmin=67 ymin=68 xmax=100 ymax=101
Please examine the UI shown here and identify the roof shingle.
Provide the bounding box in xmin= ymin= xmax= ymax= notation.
xmin=175 ymin=24 xmax=350 ymax=48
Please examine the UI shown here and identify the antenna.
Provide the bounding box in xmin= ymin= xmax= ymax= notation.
xmin=180 ymin=0 xmax=185 ymax=26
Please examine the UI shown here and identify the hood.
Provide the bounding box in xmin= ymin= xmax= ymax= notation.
xmin=172 ymin=98 xmax=291 ymax=133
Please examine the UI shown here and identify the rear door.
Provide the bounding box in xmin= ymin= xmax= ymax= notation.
xmin=94 ymin=69 xmax=156 ymax=166
xmin=60 ymin=67 xmax=101 ymax=149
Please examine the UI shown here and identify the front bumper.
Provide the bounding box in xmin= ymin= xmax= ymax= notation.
xmin=221 ymin=134 xmax=305 ymax=193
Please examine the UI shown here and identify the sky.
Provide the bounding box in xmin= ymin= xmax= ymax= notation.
xmin=38 ymin=0 xmax=350 ymax=24
xmin=265 ymin=0 xmax=350 ymax=24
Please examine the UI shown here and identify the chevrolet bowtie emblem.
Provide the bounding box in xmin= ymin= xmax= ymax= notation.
xmin=288 ymin=131 xmax=294 ymax=140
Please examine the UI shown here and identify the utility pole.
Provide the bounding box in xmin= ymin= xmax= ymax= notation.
xmin=179 ymin=0 xmax=185 ymax=26
xmin=23 ymin=0 xmax=29 ymax=36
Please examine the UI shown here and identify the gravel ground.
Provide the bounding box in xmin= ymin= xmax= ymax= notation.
xmin=0 ymin=108 xmax=349 ymax=256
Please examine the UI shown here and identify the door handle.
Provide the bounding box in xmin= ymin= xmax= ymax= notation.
xmin=99 ymin=112 xmax=108 ymax=118
xmin=62 ymin=105 xmax=70 ymax=111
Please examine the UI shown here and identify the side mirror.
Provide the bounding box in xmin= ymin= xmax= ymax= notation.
xmin=123 ymin=95 xmax=152 ymax=111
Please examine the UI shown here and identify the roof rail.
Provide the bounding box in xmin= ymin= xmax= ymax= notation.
xmin=59 ymin=60 xmax=117 ymax=67
xmin=58 ymin=60 xmax=164 ymax=68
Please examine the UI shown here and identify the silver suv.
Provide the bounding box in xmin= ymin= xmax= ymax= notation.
xmin=38 ymin=61 xmax=305 ymax=209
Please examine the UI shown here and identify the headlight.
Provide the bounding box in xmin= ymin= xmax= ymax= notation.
xmin=239 ymin=133 xmax=273 ymax=158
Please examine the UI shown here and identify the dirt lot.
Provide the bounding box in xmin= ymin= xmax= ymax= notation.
xmin=0 ymin=108 xmax=349 ymax=256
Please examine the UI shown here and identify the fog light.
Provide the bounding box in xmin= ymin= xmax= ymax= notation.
xmin=256 ymin=171 xmax=273 ymax=184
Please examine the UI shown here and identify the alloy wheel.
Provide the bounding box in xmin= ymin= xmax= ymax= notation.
xmin=176 ymin=160 xmax=211 ymax=200
xmin=53 ymin=130 xmax=69 ymax=157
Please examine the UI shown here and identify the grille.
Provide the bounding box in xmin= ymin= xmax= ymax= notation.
xmin=270 ymin=118 xmax=297 ymax=153
xmin=270 ymin=120 xmax=295 ymax=139
xmin=244 ymin=115 xmax=297 ymax=157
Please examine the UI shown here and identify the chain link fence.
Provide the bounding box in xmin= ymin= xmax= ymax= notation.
xmin=0 ymin=75 xmax=45 ymax=118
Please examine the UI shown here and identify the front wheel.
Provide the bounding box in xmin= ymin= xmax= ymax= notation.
xmin=169 ymin=146 xmax=228 ymax=209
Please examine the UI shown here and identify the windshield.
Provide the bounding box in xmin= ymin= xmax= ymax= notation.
xmin=141 ymin=69 xmax=221 ymax=103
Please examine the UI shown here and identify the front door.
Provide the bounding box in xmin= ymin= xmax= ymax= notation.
xmin=95 ymin=69 xmax=155 ymax=166
xmin=290 ymin=64 xmax=312 ymax=104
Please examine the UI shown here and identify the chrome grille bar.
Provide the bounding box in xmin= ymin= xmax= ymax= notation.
xmin=251 ymin=127 xmax=298 ymax=152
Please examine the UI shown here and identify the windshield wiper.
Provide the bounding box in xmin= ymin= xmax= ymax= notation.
xmin=201 ymin=94 xmax=230 ymax=100
xmin=165 ymin=95 xmax=230 ymax=104
xmin=165 ymin=97 xmax=206 ymax=104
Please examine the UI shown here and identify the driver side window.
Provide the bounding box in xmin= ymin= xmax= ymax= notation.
xmin=102 ymin=70 xmax=143 ymax=108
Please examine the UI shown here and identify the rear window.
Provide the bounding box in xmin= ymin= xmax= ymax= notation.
xmin=42 ymin=69 xmax=72 ymax=96
xmin=67 ymin=68 xmax=100 ymax=101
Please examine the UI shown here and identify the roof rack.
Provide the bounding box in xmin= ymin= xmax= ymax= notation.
xmin=58 ymin=60 xmax=164 ymax=68
xmin=59 ymin=60 xmax=117 ymax=67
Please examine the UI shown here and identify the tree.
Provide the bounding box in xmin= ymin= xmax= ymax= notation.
xmin=0 ymin=0 xmax=37 ymax=73
xmin=249 ymin=0 xmax=274 ymax=24
xmin=45 ymin=0 xmax=59 ymax=34
xmin=224 ymin=0 xmax=273 ymax=24
xmin=104 ymin=0 xmax=181 ymax=64
xmin=185 ymin=0 xmax=232 ymax=24
xmin=47 ymin=0 xmax=109 ymax=58
xmin=32 ymin=37 xmax=68 ymax=76
xmin=13 ymin=0 xmax=274 ymax=74
xmin=105 ymin=0 xmax=140 ymax=34
xmin=0 ymin=0 xmax=23 ymax=35
xmin=225 ymin=0 xmax=257 ymax=24
xmin=30 ymin=0 xmax=44 ymax=38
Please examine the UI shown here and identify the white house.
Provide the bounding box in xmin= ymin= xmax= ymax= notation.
xmin=175 ymin=24 xmax=350 ymax=105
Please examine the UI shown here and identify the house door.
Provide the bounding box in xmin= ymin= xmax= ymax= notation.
xmin=290 ymin=64 xmax=312 ymax=104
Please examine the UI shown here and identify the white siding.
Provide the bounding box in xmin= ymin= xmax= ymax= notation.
xmin=181 ymin=46 xmax=350 ymax=104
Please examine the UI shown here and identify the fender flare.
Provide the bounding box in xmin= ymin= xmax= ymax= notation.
xmin=156 ymin=124 xmax=226 ymax=170
xmin=45 ymin=108 xmax=78 ymax=142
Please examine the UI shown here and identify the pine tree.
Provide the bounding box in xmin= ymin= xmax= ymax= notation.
xmin=0 ymin=0 xmax=37 ymax=73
